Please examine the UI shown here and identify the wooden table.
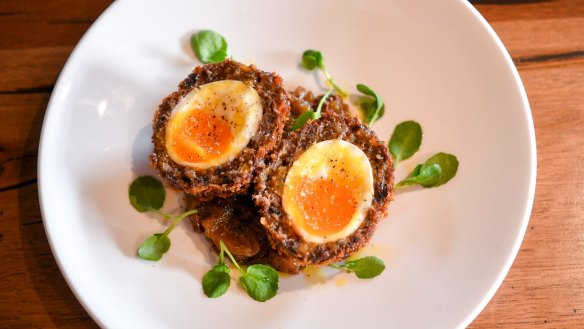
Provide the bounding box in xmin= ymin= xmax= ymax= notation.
xmin=1 ymin=0 xmax=583 ymax=327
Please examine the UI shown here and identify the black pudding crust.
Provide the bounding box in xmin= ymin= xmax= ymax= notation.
xmin=253 ymin=115 xmax=395 ymax=266
xmin=150 ymin=59 xmax=290 ymax=199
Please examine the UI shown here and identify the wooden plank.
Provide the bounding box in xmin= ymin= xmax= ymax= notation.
xmin=0 ymin=184 xmax=98 ymax=328
xmin=473 ymin=0 xmax=584 ymax=22
xmin=0 ymin=94 xmax=47 ymax=190
xmin=475 ymin=2 xmax=584 ymax=70
xmin=0 ymin=0 xmax=111 ymax=49
xmin=0 ymin=0 xmax=111 ymax=17
xmin=0 ymin=47 xmax=71 ymax=92
xmin=491 ymin=18 xmax=584 ymax=66
xmin=0 ymin=19 xmax=92 ymax=49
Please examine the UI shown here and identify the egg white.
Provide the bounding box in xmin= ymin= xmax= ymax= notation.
xmin=165 ymin=80 xmax=263 ymax=169
xmin=282 ymin=139 xmax=374 ymax=244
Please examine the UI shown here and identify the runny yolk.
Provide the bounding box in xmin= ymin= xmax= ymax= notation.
xmin=292 ymin=177 xmax=358 ymax=236
xmin=171 ymin=110 xmax=234 ymax=162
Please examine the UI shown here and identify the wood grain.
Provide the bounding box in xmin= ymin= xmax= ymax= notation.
xmin=1 ymin=0 xmax=583 ymax=328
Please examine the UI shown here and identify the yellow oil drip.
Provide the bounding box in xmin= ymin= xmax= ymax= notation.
xmin=334 ymin=275 xmax=349 ymax=287
xmin=303 ymin=266 xmax=327 ymax=286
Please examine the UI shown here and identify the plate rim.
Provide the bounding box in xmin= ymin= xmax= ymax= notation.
xmin=37 ymin=1 xmax=122 ymax=328
xmin=456 ymin=1 xmax=536 ymax=327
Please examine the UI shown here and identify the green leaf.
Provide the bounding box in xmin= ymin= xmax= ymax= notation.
xmin=292 ymin=111 xmax=319 ymax=131
xmin=389 ymin=121 xmax=423 ymax=163
xmin=301 ymin=49 xmax=323 ymax=70
xmin=137 ymin=233 xmax=171 ymax=261
xmin=419 ymin=152 xmax=459 ymax=187
xmin=415 ymin=163 xmax=442 ymax=186
xmin=191 ymin=30 xmax=228 ymax=64
xmin=208 ymin=50 xmax=228 ymax=63
xmin=359 ymin=100 xmax=373 ymax=122
xmin=300 ymin=50 xmax=347 ymax=97
xmin=396 ymin=153 xmax=459 ymax=188
xmin=356 ymin=83 xmax=376 ymax=97
xmin=357 ymin=83 xmax=385 ymax=124
xmin=202 ymin=264 xmax=231 ymax=298
xmin=239 ymin=264 xmax=279 ymax=302
xmin=396 ymin=163 xmax=440 ymax=188
xmin=407 ymin=164 xmax=423 ymax=179
xmin=332 ymin=256 xmax=385 ymax=279
xmin=129 ymin=176 xmax=165 ymax=212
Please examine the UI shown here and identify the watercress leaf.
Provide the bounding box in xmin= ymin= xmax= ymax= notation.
xmin=407 ymin=164 xmax=423 ymax=179
xmin=395 ymin=178 xmax=416 ymax=188
xmin=395 ymin=163 xmax=426 ymax=188
xmin=361 ymin=101 xmax=383 ymax=125
xmin=340 ymin=256 xmax=386 ymax=279
xmin=356 ymin=83 xmax=375 ymax=97
xmin=129 ymin=176 xmax=165 ymax=212
xmin=202 ymin=264 xmax=231 ymax=298
xmin=292 ymin=111 xmax=319 ymax=131
xmin=370 ymin=103 xmax=385 ymax=124
xmin=418 ymin=152 xmax=459 ymax=187
xmin=410 ymin=163 xmax=442 ymax=187
xmin=360 ymin=100 xmax=372 ymax=112
xmin=389 ymin=121 xmax=423 ymax=163
xmin=398 ymin=163 xmax=441 ymax=187
xmin=239 ymin=264 xmax=279 ymax=302
xmin=208 ymin=50 xmax=228 ymax=63
xmin=356 ymin=83 xmax=385 ymax=124
xmin=301 ymin=49 xmax=323 ymax=70
xmin=396 ymin=153 xmax=459 ymax=189
xmin=137 ymin=233 xmax=171 ymax=261
xmin=191 ymin=30 xmax=228 ymax=64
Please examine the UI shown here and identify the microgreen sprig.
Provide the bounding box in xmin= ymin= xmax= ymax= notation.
xmin=191 ymin=30 xmax=228 ymax=64
xmin=137 ymin=209 xmax=197 ymax=261
xmin=301 ymin=50 xmax=348 ymax=97
xmin=291 ymin=88 xmax=334 ymax=131
xmin=202 ymin=241 xmax=231 ymax=298
xmin=329 ymin=256 xmax=386 ymax=279
xmin=203 ymin=241 xmax=279 ymax=302
xmin=387 ymin=121 xmax=459 ymax=189
xmin=388 ymin=120 xmax=422 ymax=164
xmin=129 ymin=175 xmax=166 ymax=213
xmin=299 ymin=50 xmax=388 ymax=125
xmin=396 ymin=152 xmax=459 ymax=189
xmin=357 ymin=83 xmax=385 ymax=125
xmin=129 ymin=176 xmax=197 ymax=261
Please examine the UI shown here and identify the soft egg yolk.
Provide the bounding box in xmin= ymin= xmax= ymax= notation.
xmin=282 ymin=139 xmax=374 ymax=244
xmin=170 ymin=110 xmax=233 ymax=163
xmin=292 ymin=177 xmax=358 ymax=237
xmin=165 ymin=80 xmax=263 ymax=169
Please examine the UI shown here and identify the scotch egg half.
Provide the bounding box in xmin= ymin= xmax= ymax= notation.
xmin=282 ymin=139 xmax=374 ymax=244
xmin=165 ymin=80 xmax=263 ymax=169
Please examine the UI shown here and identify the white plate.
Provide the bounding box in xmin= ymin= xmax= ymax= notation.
xmin=38 ymin=0 xmax=536 ymax=328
